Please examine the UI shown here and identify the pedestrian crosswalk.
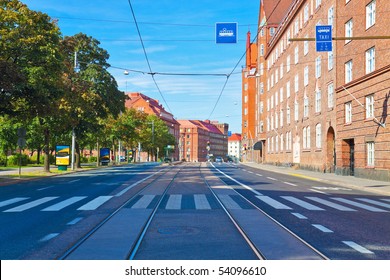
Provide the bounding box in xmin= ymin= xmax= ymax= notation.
xmin=0 ymin=194 xmax=389 ymax=213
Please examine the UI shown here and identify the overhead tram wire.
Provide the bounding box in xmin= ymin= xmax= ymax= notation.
xmin=126 ymin=0 xmax=173 ymax=114
xmin=207 ymin=0 xmax=283 ymax=120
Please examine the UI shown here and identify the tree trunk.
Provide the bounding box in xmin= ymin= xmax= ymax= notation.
xmin=76 ymin=140 xmax=81 ymax=168
xmin=43 ymin=127 xmax=50 ymax=172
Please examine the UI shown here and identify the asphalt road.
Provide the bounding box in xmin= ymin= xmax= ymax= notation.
xmin=211 ymin=162 xmax=390 ymax=260
xmin=1 ymin=162 xmax=389 ymax=260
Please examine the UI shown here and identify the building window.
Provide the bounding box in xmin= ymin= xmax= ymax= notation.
xmin=367 ymin=142 xmax=375 ymax=167
xmin=328 ymin=51 xmax=333 ymax=70
xmin=303 ymin=95 xmax=309 ymax=117
xmin=280 ymin=110 xmax=284 ymax=127
xmin=316 ymin=124 xmax=322 ymax=149
xmin=345 ymin=60 xmax=353 ymax=83
xmin=315 ymin=56 xmax=322 ymax=78
xmin=287 ymin=105 xmax=291 ymax=124
xmin=345 ymin=19 xmax=353 ymax=44
xmin=304 ymin=36 xmax=309 ymax=56
xmin=345 ymin=102 xmax=352 ymax=123
xmin=287 ymin=56 xmax=291 ymax=72
xmin=328 ymin=6 xmax=334 ymax=27
xmin=304 ymin=66 xmax=309 ymax=86
xmin=280 ymin=63 xmax=284 ymax=79
xmin=316 ymin=0 xmax=322 ymax=9
xmin=294 ymin=46 xmax=299 ymax=64
xmin=366 ymin=94 xmax=375 ymax=119
xmin=286 ymin=81 xmax=291 ymax=98
xmin=366 ymin=0 xmax=376 ymax=29
xmin=315 ymin=90 xmax=321 ymax=113
xmin=280 ymin=87 xmax=284 ymax=103
xmin=327 ymin=83 xmax=334 ymax=108
xmin=260 ymin=44 xmax=264 ymax=56
xmin=294 ymin=99 xmax=299 ymax=121
xmin=294 ymin=74 xmax=299 ymax=93
xmin=366 ymin=47 xmax=375 ymax=74
xmin=303 ymin=126 xmax=310 ymax=149
xmin=304 ymin=4 xmax=309 ymax=23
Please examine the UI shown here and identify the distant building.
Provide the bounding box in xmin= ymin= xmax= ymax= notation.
xmin=125 ymin=92 xmax=180 ymax=160
xmin=228 ymin=133 xmax=242 ymax=161
xmin=178 ymin=120 xmax=228 ymax=162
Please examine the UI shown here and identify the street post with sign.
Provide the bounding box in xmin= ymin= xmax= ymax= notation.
xmin=316 ymin=25 xmax=332 ymax=52
xmin=216 ymin=22 xmax=238 ymax=44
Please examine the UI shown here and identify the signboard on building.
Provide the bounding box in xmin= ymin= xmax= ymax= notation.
xmin=216 ymin=22 xmax=238 ymax=44
xmin=316 ymin=25 xmax=332 ymax=52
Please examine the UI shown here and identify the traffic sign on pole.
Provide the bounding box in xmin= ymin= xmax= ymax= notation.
xmin=316 ymin=25 xmax=332 ymax=52
xmin=216 ymin=22 xmax=238 ymax=44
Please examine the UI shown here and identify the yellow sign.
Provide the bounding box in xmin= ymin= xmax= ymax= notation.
xmin=56 ymin=145 xmax=70 ymax=166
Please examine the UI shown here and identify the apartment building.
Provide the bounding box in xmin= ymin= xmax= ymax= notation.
xmin=228 ymin=133 xmax=242 ymax=162
xmin=335 ymin=0 xmax=390 ymax=181
xmin=178 ymin=120 xmax=228 ymax=162
xmin=125 ymin=92 xmax=180 ymax=160
xmin=256 ymin=0 xmax=337 ymax=172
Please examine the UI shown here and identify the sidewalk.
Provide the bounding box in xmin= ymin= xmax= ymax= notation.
xmin=241 ymin=162 xmax=390 ymax=196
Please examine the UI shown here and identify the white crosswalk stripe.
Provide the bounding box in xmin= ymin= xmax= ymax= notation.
xmin=306 ymin=197 xmax=356 ymax=211
xmin=219 ymin=195 xmax=241 ymax=210
xmin=281 ymin=196 xmax=325 ymax=211
xmin=4 ymin=197 xmax=58 ymax=212
xmin=194 ymin=194 xmax=211 ymax=210
xmin=332 ymin=198 xmax=388 ymax=212
xmin=0 ymin=197 xmax=29 ymax=208
xmin=256 ymin=195 xmax=292 ymax=210
xmin=42 ymin=196 xmax=87 ymax=211
xmin=77 ymin=196 xmax=113 ymax=211
xmin=356 ymin=198 xmax=390 ymax=209
xmin=132 ymin=195 xmax=155 ymax=209
xmin=165 ymin=194 xmax=182 ymax=210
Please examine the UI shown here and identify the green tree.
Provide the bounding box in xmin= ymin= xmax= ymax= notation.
xmin=1 ymin=0 xmax=65 ymax=172
xmin=60 ymin=33 xmax=125 ymax=168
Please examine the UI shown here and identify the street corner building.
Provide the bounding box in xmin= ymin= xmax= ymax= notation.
xmin=242 ymin=0 xmax=390 ymax=181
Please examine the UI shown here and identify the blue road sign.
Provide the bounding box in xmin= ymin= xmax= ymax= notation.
xmin=216 ymin=22 xmax=238 ymax=44
xmin=316 ymin=25 xmax=332 ymax=52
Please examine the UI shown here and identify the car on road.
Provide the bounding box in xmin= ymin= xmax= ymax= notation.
xmin=215 ymin=156 xmax=223 ymax=163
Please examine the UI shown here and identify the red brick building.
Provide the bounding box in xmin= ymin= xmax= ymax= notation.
xmin=125 ymin=92 xmax=180 ymax=160
xmin=335 ymin=0 xmax=390 ymax=180
xmin=178 ymin=120 xmax=228 ymax=162
xmin=246 ymin=0 xmax=390 ymax=181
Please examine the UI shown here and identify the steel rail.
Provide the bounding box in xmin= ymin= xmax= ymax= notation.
xmin=58 ymin=164 xmax=177 ymax=260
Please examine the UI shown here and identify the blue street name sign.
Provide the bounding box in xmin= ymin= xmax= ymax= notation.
xmin=216 ymin=22 xmax=238 ymax=44
xmin=316 ymin=25 xmax=332 ymax=52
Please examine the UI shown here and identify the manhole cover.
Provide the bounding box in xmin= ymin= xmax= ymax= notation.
xmin=157 ymin=226 xmax=199 ymax=235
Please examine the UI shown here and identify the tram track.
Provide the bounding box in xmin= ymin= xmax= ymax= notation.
xmin=60 ymin=163 xmax=328 ymax=260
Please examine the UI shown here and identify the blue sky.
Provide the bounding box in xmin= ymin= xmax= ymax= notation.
xmin=22 ymin=0 xmax=259 ymax=133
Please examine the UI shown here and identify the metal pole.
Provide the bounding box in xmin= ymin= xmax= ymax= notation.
xmin=71 ymin=128 xmax=75 ymax=170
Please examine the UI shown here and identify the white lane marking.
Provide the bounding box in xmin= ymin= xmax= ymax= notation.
xmin=291 ymin=213 xmax=308 ymax=219
xmin=0 ymin=197 xmax=29 ymax=208
xmin=256 ymin=173 xmax=263 ymax=177
xmin=68 ymin=179 xmax=80 ymax=184
xmin=332 ymin=197 xmax=388 ymax=212
xmin=131 ymin=195 xmax=155 ymax=209
xmin=194 ymin=194 xmax=211 ymax=210
xmin=165 ymin=195 xmax=182 ymax=210
xmin=310 ymin=188 xmax=328 ymax=195
xmin=247 ymin=171 xmax=254 ymax=174
xmin=342 ymin=241 xmax=374 ymax=254
xmin=218 ymin=195 xmax=241 ymax=210
xmin=77 ymin=196 xmax=113 ymax=211
xmin=256 ymin=195 xmax=292 ymax=210
xmin=283 ymin=182 xmax=297 ymax=187
xmin=4 ymin=197 xmax=58 ymax=212
xmin=306 ymin=197 xmax=356 ymax=211
xmin=37 ymin=185 xmax=56 ymax=191
xmin=39 ymin=233 xmax=59 ymax=242
xmin=267 ymin=177 xmax=277 ymax=181
xmin=281 ymin=196 xmax=324 ymax=211
xmin=115 ymin=171 xmax=160 ymax=197
xmin=67 ymin=217 xmax=83 ymax=225
xmin=212 ymin=164 xmax=263 ymax=196
xmin=41 ymin=196 xmax=87 ymax=211
xmin=356 ymin=198 xmax=390 ymax=209
xmin=312 ymin=224 xmax=334 ymax=233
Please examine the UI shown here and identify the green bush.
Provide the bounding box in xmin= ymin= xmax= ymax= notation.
xmin=88 ymin=156 xmax=97 ymax=163
xmin=0 ymin=154 xmax=7 ymax=166
xmin=7 ymin=154 xmax=29 ymax=166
